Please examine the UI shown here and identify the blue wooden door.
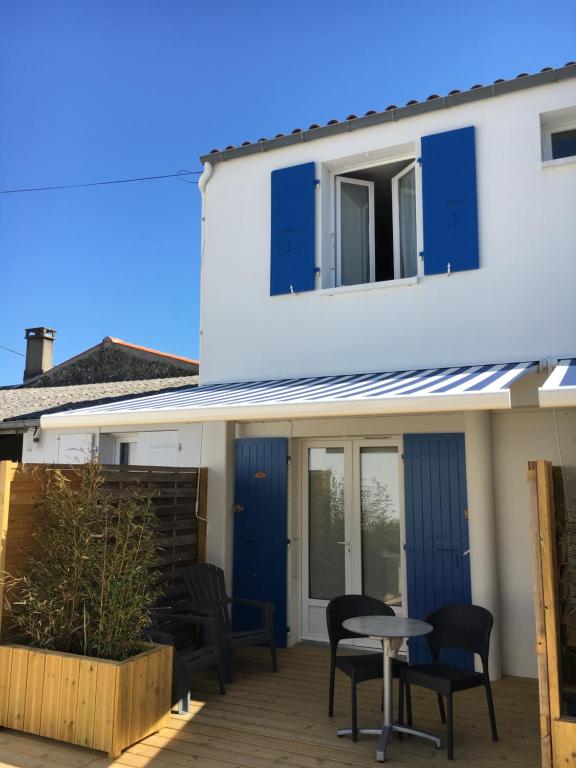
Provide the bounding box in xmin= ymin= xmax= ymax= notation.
xmin=233 ymin=438 xmax=288 ymax=647
xmin=404 ymin=434 xmax=473 ymax=668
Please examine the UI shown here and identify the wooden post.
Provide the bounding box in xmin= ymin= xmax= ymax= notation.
xmin=535 ymin=460 xmax=562 ymax=722
xmin=197 ymin=467 xmax=208 ymax=563
xmin=529 ymin=459 xmax=576 ymax=768
xmin=528 ymin=461 xmax=552 ymax=768
xmin=0 ymin=461 xmax=17 ymax=638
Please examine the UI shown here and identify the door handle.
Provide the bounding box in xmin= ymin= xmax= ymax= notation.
xmin=336 ymin=540 xmax=351 ymax=553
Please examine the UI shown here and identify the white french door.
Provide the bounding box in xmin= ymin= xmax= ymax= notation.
xmin=301 ymin=438 xmax=405 ymax=642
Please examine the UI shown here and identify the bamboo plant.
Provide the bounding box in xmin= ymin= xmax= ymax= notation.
xmin=3 ymin=461 xmax=161 ymax=661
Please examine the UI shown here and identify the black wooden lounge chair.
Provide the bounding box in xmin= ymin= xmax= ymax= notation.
xmin=327 ymin=594 xmax=407 ymax=742
xmin=183 ymin=562 xmax=277 ymax=682
xmin=146 ymin=609 xmax=226 ymax=714
xmin=399 ymin=604 xmax=498 ymax=760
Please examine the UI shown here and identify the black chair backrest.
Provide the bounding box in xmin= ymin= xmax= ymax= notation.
xmin=426 ymin=604 xmax=493 ymax=671
xmin=326 ymin=594 xmax=395 ymax=656
xmin=184 ymin=563 xmax=231 ymax=631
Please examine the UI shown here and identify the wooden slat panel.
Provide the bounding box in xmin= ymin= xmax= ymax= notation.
xmin=6 ymin=647 xmax=29 ymax=731
xmin=40 ymin=653 xmax=63 ymax=739
xmin=157 ymin=645 xmax=173 ymax=731
xmin=74 ymin=658 xmax=98 ymax=748
xmin=129 ymin=651 xmax=148 ymax=747
xmin=92 ymin=662 xmax=117 ymax=754
xmin=57 ymin=656 xmax=80 ymax=743
xmin=22 ymin=650 xmax=46 ymax=734
xmin=114 ymin=658 xmax=134 ymax=758
xmin=0 ymin=645 xmax=13 ymax=724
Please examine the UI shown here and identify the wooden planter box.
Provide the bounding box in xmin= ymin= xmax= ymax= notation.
xmin=0 ymin=642 xmax=172 ymax=758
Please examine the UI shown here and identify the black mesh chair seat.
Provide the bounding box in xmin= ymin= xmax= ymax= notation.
xmin=327 ymin=594 xmax=406 ymax=742
xmin=399 ymin=604 xmax=498 ymax=760
xmin=402 ymin=663 xmax=484 ymax=694
xmin=336 ymin=652 xmax=382 ymax=680
xmin=336 ymin=652 xmax=405 ymax=682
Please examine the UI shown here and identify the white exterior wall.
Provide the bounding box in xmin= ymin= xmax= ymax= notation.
xmin=235 ymin=407 xmax=576 ymax=678
xmin=22 ymin=423 xmax=204 ymax=467
xmin=200 ymin=79 xmax=576 ymax=385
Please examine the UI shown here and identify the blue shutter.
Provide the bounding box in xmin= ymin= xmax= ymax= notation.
xmin=270 ymin=162 xmax=316 ymax=295
xmin=421 ymin=126 xmax=479 ymax=275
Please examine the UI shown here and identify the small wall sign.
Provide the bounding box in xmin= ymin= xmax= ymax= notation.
xmin=254 ymin=471 xmax=267 ymax=479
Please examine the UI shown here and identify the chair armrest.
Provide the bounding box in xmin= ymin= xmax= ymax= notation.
xmin=231 ymin=597 xmax=275 ymax=636
xmin=232 ymin=597 xmax=275 ymax=612
xmin=152 ymin=610 xmax=216 ymax=630
xmin=144 ymin=629 xmax=174 ymax=646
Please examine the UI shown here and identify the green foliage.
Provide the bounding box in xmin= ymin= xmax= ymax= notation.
xmin=3 ymin=461 xmax=161 ymax=661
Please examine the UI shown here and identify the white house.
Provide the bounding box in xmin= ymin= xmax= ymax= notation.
xmin=42 ymin=62 xmax=576 ymax=682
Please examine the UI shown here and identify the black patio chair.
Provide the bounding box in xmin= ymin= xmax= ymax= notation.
xmin=327 ymin=594 xmax=407 ymax=742
xmin=145 ymin=609 xmax=226 ymax=714
xmin=398 ymin=604 xmax=498 ymax=760
xmin=183 ymin=562 xmax=276 ymax=682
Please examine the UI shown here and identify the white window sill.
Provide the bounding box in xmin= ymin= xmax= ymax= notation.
xmin=319 ymin=276 xmax=419 ymax=296
xmin=541 ymin=156 xmax=576 ymax=169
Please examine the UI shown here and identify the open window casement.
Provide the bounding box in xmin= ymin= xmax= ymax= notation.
xmin=392 ymin=162 xmax=418 ymax=280
xmin=335 ymin=177 xmax=375 ymax=286
xmin=334 ymin=159 xmax=418 ymax=288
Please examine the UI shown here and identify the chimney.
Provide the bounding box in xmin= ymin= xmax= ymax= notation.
xmin=24 ymin=327 xmax=56 ymax=382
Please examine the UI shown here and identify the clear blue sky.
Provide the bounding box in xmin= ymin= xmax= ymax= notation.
xmin=1 ymin=0 xmax=575 ymax=385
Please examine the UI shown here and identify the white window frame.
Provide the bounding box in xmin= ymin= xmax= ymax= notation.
xmin=329 ymin=153 xmax=422 ymax=290
xmin=335 ymin=176 xmax=376 ymax=287
xmin=392 ymin=161 xmax=418 ymax=280
xmin=541 ymin=117 xmax=576 ymax=163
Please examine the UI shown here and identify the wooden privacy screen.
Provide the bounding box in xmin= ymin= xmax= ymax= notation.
xmin=528 ymin=460 xmax=576 ymax=768
xmin=0 ymin=461 xmax=207 ymax=640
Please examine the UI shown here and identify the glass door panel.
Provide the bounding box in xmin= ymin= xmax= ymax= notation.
xmin=308 ymin=447 xmax=346 ymax=600
xmin=359 ymin=446 xmax=402 ymax=607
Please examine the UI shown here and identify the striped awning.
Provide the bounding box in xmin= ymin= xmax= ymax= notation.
xmin=41 ymin=361 xmax=536 ymax=429
xmin=539 ymin=359 xmax=576 ymax=407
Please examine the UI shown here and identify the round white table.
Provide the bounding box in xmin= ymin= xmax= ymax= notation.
xmin=340 ymin=616 xmax=442 ymax=762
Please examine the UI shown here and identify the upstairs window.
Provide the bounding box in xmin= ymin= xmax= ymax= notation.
xmin=269 ymin=127 xmax=479 ymax=296
xmin=335 ymin=159 xmax=418 ymax=287
xmin=551 ymin=128 xmax=576 ymax=160
xmin=541 ymin=107 xmax=576 ymax=163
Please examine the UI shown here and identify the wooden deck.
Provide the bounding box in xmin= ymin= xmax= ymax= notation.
xmin=0 ymin=644 xmax=540 ymax=768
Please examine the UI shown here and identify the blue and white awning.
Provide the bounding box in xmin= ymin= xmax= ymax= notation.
xmin=41 ymin=361 xmax=536 ymax=429
xmin=539 ymin=359 xmax=576 ymax=407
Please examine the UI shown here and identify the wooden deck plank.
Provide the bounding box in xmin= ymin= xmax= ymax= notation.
xmin=0 ymin=644 xmax=541 ymax=768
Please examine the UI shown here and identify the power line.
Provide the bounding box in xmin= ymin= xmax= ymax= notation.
xmin=0 ymin=169 xmax=203 ymax=195
xmin=0 ymin=344 xmax=25 ymax=357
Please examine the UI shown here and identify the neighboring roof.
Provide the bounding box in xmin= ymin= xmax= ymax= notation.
xmin=0 ymin=376 xmax=199 ymax=424
xmin=21 ymin=336 xmax=199 ymax=388
xmin=41 ymin=362 xmax=536 ymax=430
xmin=200 ymin=62 xmax=576 ymax=165
xmin=101 ymin=337 xmax=198 ymax=365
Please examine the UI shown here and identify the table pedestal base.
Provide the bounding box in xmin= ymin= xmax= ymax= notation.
xmin=336 ymin=724 xmax=442 ymax=762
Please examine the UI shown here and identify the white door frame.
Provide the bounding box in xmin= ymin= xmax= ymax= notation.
xmin=300 ymin=437 xmax=407 ymax=643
